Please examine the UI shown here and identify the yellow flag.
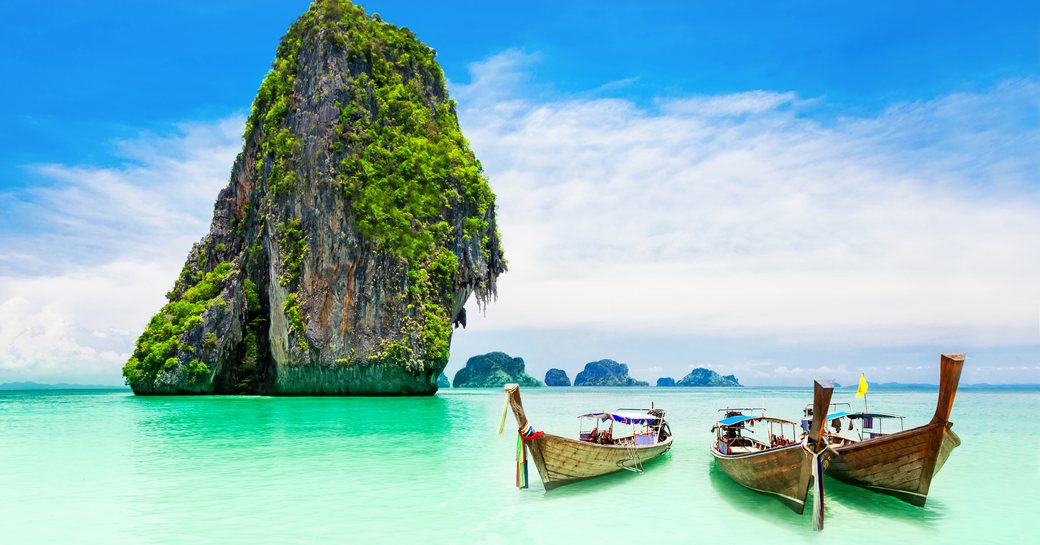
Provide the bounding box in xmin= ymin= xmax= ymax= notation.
xmin=856 ymin=373 xmax=869 ymax=398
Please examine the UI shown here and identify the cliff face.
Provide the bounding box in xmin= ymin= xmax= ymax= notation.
xmin=676 ymin=368 xmax=741 ymax=387
xmin=573 ymin=360 xmax=648 ymax=387
xmin=452 ymin=352 xmax=540 ymax=388
xmin=123 ymin=1 xmax=504 ymax=396
xmin=544 ymin=368 xmax=571 ymax=386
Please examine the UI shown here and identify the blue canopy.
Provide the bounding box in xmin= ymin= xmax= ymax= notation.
xmin=716 ymin=415 xmax=796 ymax=427
xmin=579 ymin=411 xmax=659 ymax=424
xmin=826 ymin=411 xmax=904 ymax=420
xmin=718 ymin=415 xmax=756 ymax=426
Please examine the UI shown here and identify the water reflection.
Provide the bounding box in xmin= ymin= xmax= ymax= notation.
xmin=706 ymin=463 xmax=809 ymax=531
xmin=824 ymin=477 xmax=944 ymax=525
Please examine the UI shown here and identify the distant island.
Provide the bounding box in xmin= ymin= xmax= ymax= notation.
xmin=453 ymin=352 xmax=540 ymax=388
xmin=656 ymin=377 xmax=676 ymax=387
xmin=574 ymin=360 xmax=648 ymax=387
xmin=0 ymin=382 xmax=129 ymax=391
xmin=544 ymin=368 xmax=571 ymax=386
xmin=437 ymin=373 xmax=450 ymax=388
xmin=676 ymin=368 xmax=741 ymax=387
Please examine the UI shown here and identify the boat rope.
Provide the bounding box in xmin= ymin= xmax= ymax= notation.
xmin=497 ymin=393 xmax=509 ymax=435
xmin=801 ymin=436 xmax=827 ymax=532
xmin=515 ymin=433 xmax=529 ymax=489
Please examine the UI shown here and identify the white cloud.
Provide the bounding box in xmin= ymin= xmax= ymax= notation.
xmin=0 ymin=259 xmax=177 ymax=382
xmin=661 ymin=90 xmax=800 ymax=116
xmin=0 ymin=117 xmax=244 ymax=382
xmin=773 ymin=365 xmax=850 ymax=377
xmin=3 ymin=116 xmax=245 ymax=275
xmin=455 ymin=53 xmax=1040 ymax=352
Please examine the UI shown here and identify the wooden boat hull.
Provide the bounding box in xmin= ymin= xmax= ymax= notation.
xmin=711 ymin=380 xmax=836 ymax=516
xmin=712 ymin=443 xmax=835 ymax=513
xmin=527 ymin=434 xmax=673 ymax=490
xmin=827 ymin=423 xmax=960 ymax=506
xmin=826 ymin=353 xmax=964 ymax=506
xmin=503 ymin=384 xmax=672 ymax=490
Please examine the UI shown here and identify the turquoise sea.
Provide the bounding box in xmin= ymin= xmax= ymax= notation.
xmin=1 ymin=387 xmax=1034 ymax=545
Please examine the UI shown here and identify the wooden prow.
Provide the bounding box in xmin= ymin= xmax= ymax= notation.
xmin=931 ymin=353 xmax=965 ymax=425
xmin=503 ymin=383 xmax=530 ymax=430
xmin=808 ymin=380 xmax=835 ymax=444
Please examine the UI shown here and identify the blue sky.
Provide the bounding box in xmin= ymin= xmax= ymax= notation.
xmin=3 ymin=1 xmax=1036 ymax=177
xmin=1 ymin=1 xmax=1038 ymax=385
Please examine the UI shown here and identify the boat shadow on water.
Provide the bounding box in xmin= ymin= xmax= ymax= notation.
xmin=823 ymin=477 xmax=947 ymax=525
xmin=706 ymin=463 xmax=810 ymax=531
xmin=535 ymin=452 xmax=674 ymax=500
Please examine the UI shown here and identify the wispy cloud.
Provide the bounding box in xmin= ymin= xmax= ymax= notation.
xmin=1 ymin=116 xmax=244 ymax=275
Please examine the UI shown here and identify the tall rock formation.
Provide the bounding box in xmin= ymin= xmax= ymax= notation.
xmin=123 ymin=1 xmax=504 ymax=395
xmin=573 ymin=360 xmax=649 ymax=387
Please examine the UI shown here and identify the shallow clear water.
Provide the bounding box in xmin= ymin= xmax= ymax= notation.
xmin=0 ymin=387 xmax=1034 ymax=545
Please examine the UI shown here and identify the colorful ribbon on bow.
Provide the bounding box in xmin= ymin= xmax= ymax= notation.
xmin=515 ymin=424 xmax=542 ymax=489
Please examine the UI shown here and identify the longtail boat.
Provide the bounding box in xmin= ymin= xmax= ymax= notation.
xmin=710 ymin=380 xmax=835 ymax=530
xmin=502 ymin=384 xmax=673 ymax=490
xmin=823 ymin=353 xmax=964 ymax=506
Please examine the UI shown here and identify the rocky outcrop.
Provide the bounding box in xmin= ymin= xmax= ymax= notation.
xmin=573 ymin=360 xmax=649 ymax=387
xmin=122 ymin=1 xmax=504 ymax=396
xmin=676 ymin=368 xmax=741 ymax=387
xmin=437 ymin=373 xmax=450 ymax=388
xmin=656 ymin=377 xmax=676 ymax=387
xmin=452 ymin=352 xmax=540 ymax=388
xmin=544 ymin=368 xmax=571 ymax=386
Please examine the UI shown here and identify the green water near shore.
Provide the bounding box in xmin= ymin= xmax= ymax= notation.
xmin=0 ymin=387 xmax=1034 ymax=544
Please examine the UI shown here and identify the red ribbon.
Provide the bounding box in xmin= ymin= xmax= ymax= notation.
xmin=521 ymin=431 xmax=543 ymax=440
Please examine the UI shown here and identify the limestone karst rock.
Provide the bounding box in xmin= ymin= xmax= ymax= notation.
xmin=123 ymin=1 xmax=504 ymax=395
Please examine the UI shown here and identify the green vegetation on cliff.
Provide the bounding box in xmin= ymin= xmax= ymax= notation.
xmin=123 ymin=262 xmax=233 ymax=389
xmin=123 ymin=0 xmax=504 ymax=395
xmin=243 ymin=0 xmax=502 ymax=373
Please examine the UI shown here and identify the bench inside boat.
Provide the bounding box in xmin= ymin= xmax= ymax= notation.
xmin=578 ymin=409 xmax=671 ymax=446
xmin=712 ymin=411 xmax=800 ymax=455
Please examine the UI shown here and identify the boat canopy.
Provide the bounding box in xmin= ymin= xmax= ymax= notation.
xmin=826 ymin=411 xmax=904 ymax=420
xmin=579 ymin=411 xmax=659 ymax=424
xmin=716 ymin=415 xmax=796 ymax=427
